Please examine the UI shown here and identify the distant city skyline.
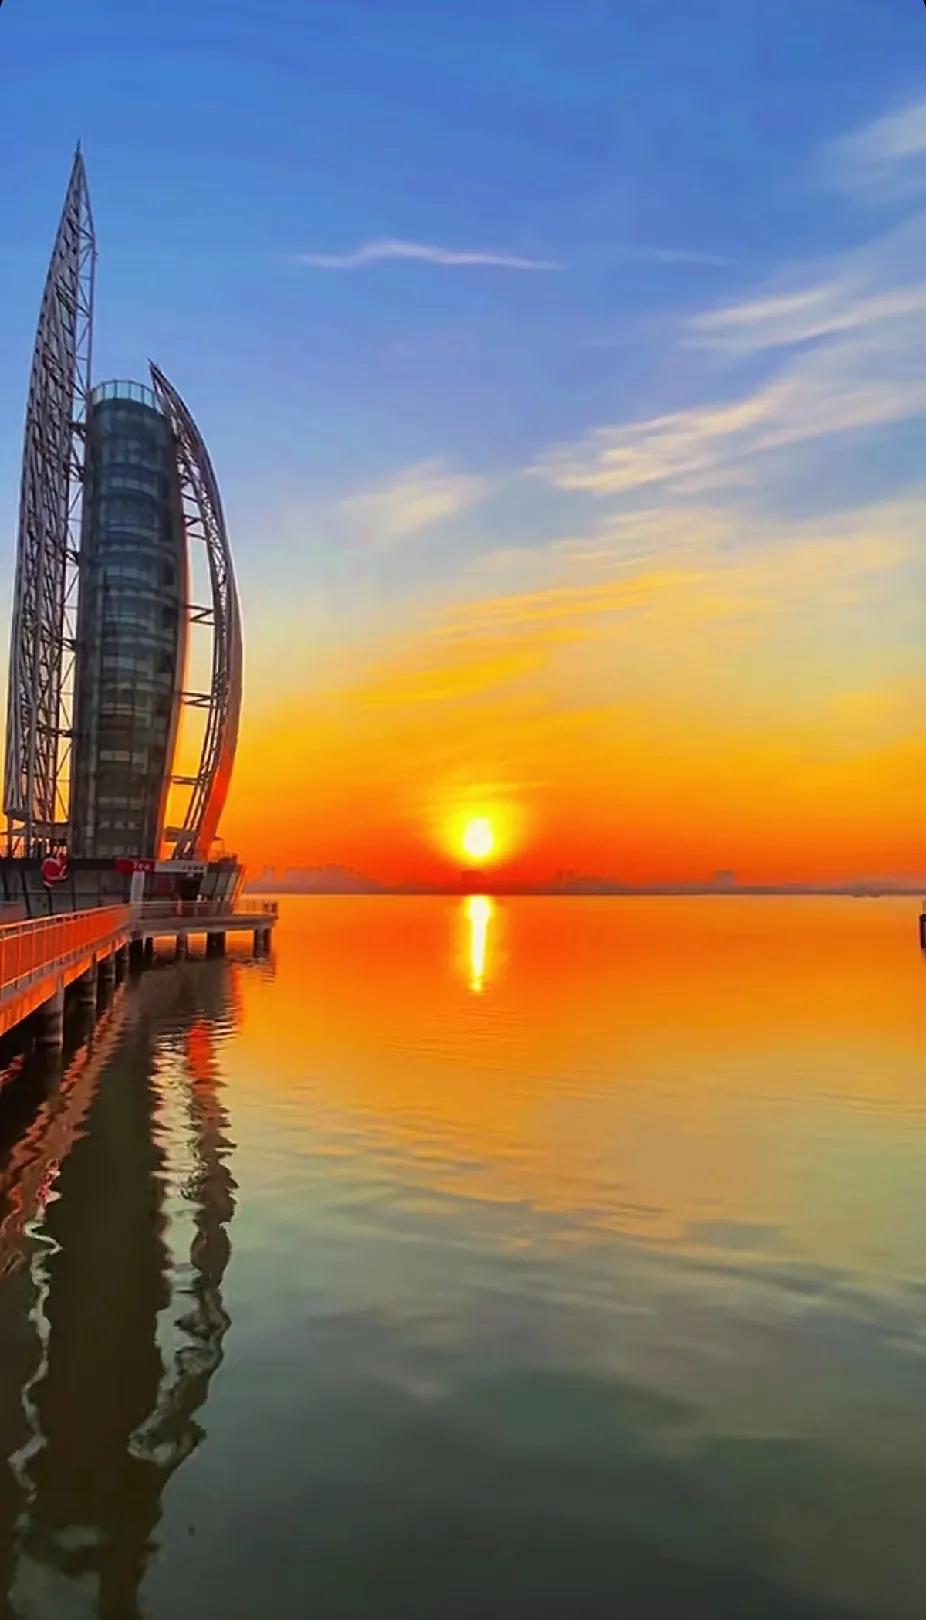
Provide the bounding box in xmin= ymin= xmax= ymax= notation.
xmin=2 ymin=2 xmax=925 ymax=884
xmin=246 ymin=863 xmax=926 ymax=899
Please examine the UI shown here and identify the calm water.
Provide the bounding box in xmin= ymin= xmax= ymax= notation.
xmin=0 ymin=895 xmax=924 ymax=1619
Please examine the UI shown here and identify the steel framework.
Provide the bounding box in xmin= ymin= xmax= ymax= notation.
xmin=149 ymin=364 xmax=242 ymax=860
xmin=4 ymin=151 xmax=95 ymax=855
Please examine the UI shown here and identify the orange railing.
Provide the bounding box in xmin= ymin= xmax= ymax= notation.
xmin=0 ymin=906 xmax=129 ymax=998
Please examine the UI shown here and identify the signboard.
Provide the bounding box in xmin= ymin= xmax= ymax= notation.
xmin=114 ymin=857 xmax=155 ymax=874
xmin=155 ymin=860 xmax=205 ymax=876
xmin=41 ymin=854 xmax=69 ymax=886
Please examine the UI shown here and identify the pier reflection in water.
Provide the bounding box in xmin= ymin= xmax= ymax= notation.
xmin=0 ymin=955 xmax=245 ymax=1619
xmin=0 ymin=898 xmax=925 ymax=1619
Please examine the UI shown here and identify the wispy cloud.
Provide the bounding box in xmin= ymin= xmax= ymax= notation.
xmin=295 ymin=237 xmax=558 ymax=271
xmin=689 ymin=278 xmax=926 ymax=354
xmin=534 ymin=347 xmax=926 ymax=499
xmin=538 ymin=131 xmax=926 ymax=501
xmin=688 ymin=282 xmax=849 ymax=350
xmin=534 ymin=388 xmax=779 ymax=497
xmin=441 ymin=514 xmax=913 ymax=642
xmin=340 ymin=459 xmax=488 ymax=547
xmin=822 ymin=96 xmax=926 ymax=199
xmin=615 ymin=244 xmax=732 ymax=268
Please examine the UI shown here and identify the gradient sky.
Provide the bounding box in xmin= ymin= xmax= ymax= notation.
xmin=1 ymin=0 xmax=925 ymax=882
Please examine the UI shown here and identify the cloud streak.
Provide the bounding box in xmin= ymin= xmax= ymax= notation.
xmin=822 ymin=96 xmax=926 ymax=198
xmin=340 ymin=459 xmax=488 ymax=547
xmin=538 ymin=163 xmax=926 ymax=500
xmin=689 ymin=280 xmax=926 ymax=353
xmin=616 ymin=244 xmax=733 ymax=268
xmin=295 ymin=237 xmax=558 ymax=271
xmin=534 ymin=352 xmax=926 ymax=499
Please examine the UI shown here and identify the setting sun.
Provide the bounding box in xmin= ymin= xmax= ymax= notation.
xmin=462 ymin=817 xmax=495 ymax=864
xmin=435 ymin=800 xmax=526 ymax=874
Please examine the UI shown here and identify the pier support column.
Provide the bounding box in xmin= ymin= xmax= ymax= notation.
xmin=175 ymin=934 xmax=188 ymax=961
xmin=252 ymin=928 xmax=263 ymax=955
xmin=36 ymin=987 xmax=65 ymax=1051
xmin=98 ymin=953 xmax=116 ymax=996
xmin=209 ymin=931 xmax=226 ymax=957
xmin=77 ymin=961 xmax=98 ymax=1012
xmin=114 ymin=944 xmax=129 ymax=983
xmin=129 ymin=938 xmax=145 ymax=973
xmin=263 ymin=928 xmax=273 ymax=952
xmin=143 ymin=938 xmax=155 ymax=967
xmin=919 ymin=913 xmax=926 ymax=951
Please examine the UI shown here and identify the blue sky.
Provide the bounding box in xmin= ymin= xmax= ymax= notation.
xmin=1 ymin=1 xmax=921 ymax=581
xmin=3 ymin=1 xmax=926 ymax=882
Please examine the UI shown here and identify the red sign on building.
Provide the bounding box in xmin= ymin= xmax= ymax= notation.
xmin=41 ymin=854 xmax=69 ymax=886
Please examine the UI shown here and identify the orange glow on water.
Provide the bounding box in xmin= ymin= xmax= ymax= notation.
xmin=230 ymin=895 xmax=926 ymax=1263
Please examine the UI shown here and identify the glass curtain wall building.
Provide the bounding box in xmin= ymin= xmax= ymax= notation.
xmin=3 ymin=153 xmax=242 ymax=871
xmin=71 ymin=382 xmax=187 ymax=860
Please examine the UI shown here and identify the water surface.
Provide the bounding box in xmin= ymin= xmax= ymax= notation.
xmin=0 ymin=896 xmax=924 ymax=1619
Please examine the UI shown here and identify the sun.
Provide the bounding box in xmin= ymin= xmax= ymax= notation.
xmin=461 ymin=816 xmax=495 ymax=864
xmin=438 ymin=798 xmax=524 ymax=870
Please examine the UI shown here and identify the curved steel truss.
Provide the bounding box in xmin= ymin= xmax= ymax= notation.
xmin=4 ymin=151 xmax=95 ymax=854
xmin=149 ymin=363 xmax=242 ymax=860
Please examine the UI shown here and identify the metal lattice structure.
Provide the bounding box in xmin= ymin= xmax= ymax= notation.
xmin=149 ymin=363 xmax=242 ymax=860
xmin=4 ymin=151 xmax=96 ymax=855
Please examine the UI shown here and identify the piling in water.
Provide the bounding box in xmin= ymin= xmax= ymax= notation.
xmin=77 ymin=962 xmax=98 ymax=1009
xmin=36 ymin=986 xmax=65 ymax=1050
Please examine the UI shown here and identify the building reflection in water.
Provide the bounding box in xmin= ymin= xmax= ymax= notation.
xmin=0 ymin=958 xmax=242 ymax=1619
xmin=0 ymin=998 xmax=132 ymax=1613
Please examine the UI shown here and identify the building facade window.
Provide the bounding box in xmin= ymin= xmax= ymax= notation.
xmin=71 ymin=389 xmax=187 ymax=860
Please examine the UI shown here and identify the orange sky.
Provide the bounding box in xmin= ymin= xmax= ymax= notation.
xmin=222 ymin=500 xmax=926 ymax=885
xmin=210 ymin=80 xmax=926 ymax=889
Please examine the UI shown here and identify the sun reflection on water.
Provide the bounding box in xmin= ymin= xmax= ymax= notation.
xmin=464 ymin=894 xmax=493 ymax=993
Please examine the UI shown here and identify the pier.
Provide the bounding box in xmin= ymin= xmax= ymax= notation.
xmin=0 ymin=901 xmax=277 ymax=1053
xmin=133 ymin=900 xmax=277 ymax=958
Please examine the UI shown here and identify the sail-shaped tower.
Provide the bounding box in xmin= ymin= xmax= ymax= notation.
xmin=4 ymin=154 xmax=242 ymax=874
